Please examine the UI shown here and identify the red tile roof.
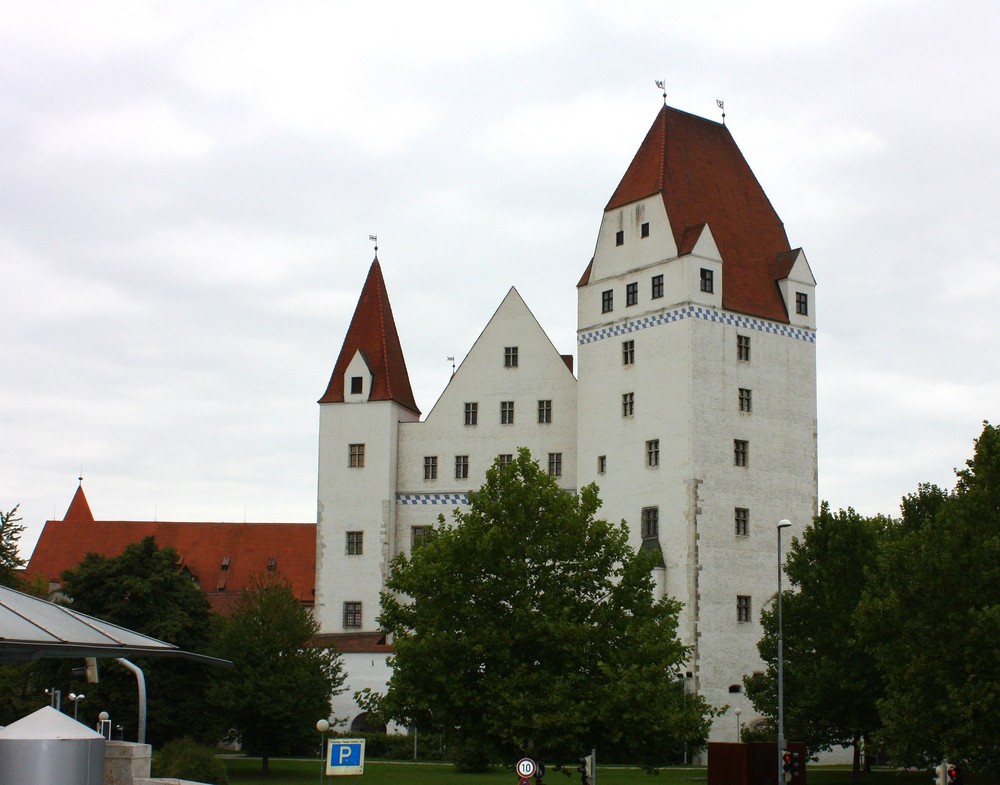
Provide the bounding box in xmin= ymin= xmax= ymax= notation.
xmin=319 ymin=259 xmax=420 ymax=414
xmin=63 ymin=484 xmax=94 ymax=522
xmin=26 ymin=489 xmax=316 ymax=614
xmin=599 ymin=105 xmax=793 ymax=322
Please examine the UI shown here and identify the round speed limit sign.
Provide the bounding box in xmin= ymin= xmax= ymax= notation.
xmin=516 ymin=757 xmax=536 ymax=778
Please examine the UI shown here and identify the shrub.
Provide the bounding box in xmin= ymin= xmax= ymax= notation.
xmin=152 ymin=737 xmax=229 ymax=785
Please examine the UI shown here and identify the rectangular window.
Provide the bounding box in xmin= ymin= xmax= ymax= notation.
xmin=343 ymin=601 xmax=363 ymax=629
xmin=411 ymin=526 xmax=430 ymax=549
xmin=734 ymin=439 xmax=749 ymax=467
xmin=796 ymin=291 xmax=809 ymax=315
xmin=350 ymin=376 xmax=363 ymax=394
xmin=424 ymin=456 xmax=438 ymax=480
xmin=641 ymin=222 xmax=650 ymax=238
xmin=641 ymin=506 xmax=659 ymax=538
xmin=598 ymin=455 xmax=607 ymax=474
xmin=464 ymin=402 xmax=478 ymax=426
xmin=735 ymin=508 xmax=749 ymax=537
xmin=739 ymin=388 xmax=752 ymax=413
xmin=455 ymin=455 xmax=469 ymax=480
xmin=626 ymin=282 xmax=638 ymax=306
xmin=622 ymin=392 xmax=634 ymax=417
xmin=622 ymin=339 xmax=634 ymax=365
xmin=538 ymin=400 xmax=552 ymax=424
xmin=651 ymin=274 xmax=664 ymax=299
xmin=646 ymin=439 xmax=660 ymax=467
xmin=497 ymin=453 xmax=513 ymax=467
xmin=348 ymin=443 xmax=365 ymax=468
xmin=737 ymin=334 xmax=751 ymax=362
xmin=737 ymin=595 xmax=752 ymax=623
xmin=602 ymin=289 xmax=614 ymax=313
xmin=501 ymin=401 xmax=515 ymax=425
xmin=346 ymin=531 xmax=363 ymax=555
xmin=548 ymin=452 xmax=562 ymax=477
xmin=615 ymin=229 xmax=624 ymax=246
xmin=505 ymin=346 xmax=519 ymax=367
xmin=700 ymin=268 xmax=714 ymax=293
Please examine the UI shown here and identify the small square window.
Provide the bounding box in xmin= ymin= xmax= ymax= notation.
xmin=735 ymin=507 xmax=749 ymax=537
xmin=641 ymin=222 xmax=650 ymax=238
xmin=464 ymin=402 xmax=478 ymax=426
xmin=598 ymin=455 xmax=607 ymax=474
xmin=497 ymin=453 xmax=513 ymax=468
xmin=615 ymin=230 xmax=624 ymax=246
xmin=538 ymin=400 xmax=552 ymax=424
xmin=700 ymin=268 xmax=714 ymax=293
xmin=739 ymin=388 xmax=752 ymax=413
xmin=424 ymin=456 xmax=438 ymax=480
xmin=346 ymin=531 xmax=364 ymax=555
xmin=622 ymin=339 xmax=634 ymax=366
xmin=602 ymin=289 xmax=614 ymax=313
xmin=622 ymin=392 xmax=634 ymax=417
xmin=501 ymin=401 xmax=515 ymax=425
xmin=796 ymin=292 xmax=809 ymax=315
xmin=411 ymin=526 xmax=430 ymax=549
xmin=548 ymin=452 xmax=562 ymax=477
xmin=737 ymin=334 xmax=751 ymax=362
xmin=737 ymin=595 xmax=751 ymax=623
xmin=455 ymin=455 xmax=469 ymax=480
xmin=626 ymin=282 xmax=638 ymax=307
xmin=734 ymin=439 xmax=749 ymax=467
xmin=349 ymin=443 xmax=365 ymax=468
xmin=505 ymin=346 xmax=519 ymax=367
xmin=646 ymin=439 xmax=659 ymax=467
xmin=343 ymin=601 xmax=363 ymax=629
xmin=350 ymin=376 xmax=363 ymax=394
xmin=651 ymin=274 xmax=664 ymax=299
xmin=641 ymin=507 xmax=659 ymax=538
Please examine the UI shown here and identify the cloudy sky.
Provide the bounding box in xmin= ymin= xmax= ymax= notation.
xmin=4 ymin=1 xmax=998 ymax=557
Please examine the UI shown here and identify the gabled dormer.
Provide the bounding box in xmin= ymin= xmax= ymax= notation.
xmin=343 ymin=350 xmax=374 ymax=402
xmin=777 ymin=248 xmax=817 ymax=330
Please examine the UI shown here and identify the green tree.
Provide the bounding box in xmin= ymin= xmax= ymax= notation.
xmin=0 ymin=504 xmax=26 ymax=588
xmin=60 ymin=536 xmax=216 ymax=745
xmin=744 ymin=504 xmax=886 ymax=782
xmin=858 ymin=423 xmax=1000 ymax=773
xmin=364 ymin=449 xmax=715 ymax=770
xmin=210 ymin=574 xmax=345 ymax=775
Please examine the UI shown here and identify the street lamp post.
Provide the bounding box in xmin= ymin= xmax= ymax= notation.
xmin=777 ymin=519 xmax=792 ymax=782
xmin=316 ymin=719 xmax=330 ymax=785
xmin=67 ymin=692 xmax=85 ymax=720
xmin=734 ymin=707 xmax=742 ymax=744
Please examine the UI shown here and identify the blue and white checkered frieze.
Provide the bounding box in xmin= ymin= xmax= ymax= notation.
xmin=578 ymin=304 xmax=816 ymax=346
xmin=397 ymin=493 xmax=469 ymax=506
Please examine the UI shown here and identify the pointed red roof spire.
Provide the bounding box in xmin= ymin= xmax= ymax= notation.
xmin=606 ymin=105 xmax=793 ymax=322
xmin=319 ymin=259 xmax=420 ymax=415
xmin=63 ymin=482 xmax=94 ymax=523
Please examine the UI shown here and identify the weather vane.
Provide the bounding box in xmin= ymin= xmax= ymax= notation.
xmin=655 ymin=80 xmax=667 ymax=104
xmin=369 ymin=234 xmax=378 ymax=254
xmin=716 ymin=99 xmax=726 ymax=125
xmin=447 ymin=356 xmax=456 ymax=376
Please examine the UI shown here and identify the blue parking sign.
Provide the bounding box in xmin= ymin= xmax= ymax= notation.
xmin=326 ymin=738 xmax=365 ymax=776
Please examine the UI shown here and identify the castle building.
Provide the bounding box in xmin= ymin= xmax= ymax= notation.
xmin=314 ymin=104 xmax=818 ymax=740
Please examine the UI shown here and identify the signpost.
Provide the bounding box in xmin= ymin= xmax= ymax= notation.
xmin=326 ymin=738 xmax=366 ymax=777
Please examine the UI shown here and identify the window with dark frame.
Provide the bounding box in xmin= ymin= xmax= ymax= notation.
xmin=622 ymin=392 xmax=634 ymax=417
xmin=346 ymin=531 xmax=364 ymax=555
xmin=615 ymin=230 xmax=624 ymax=246
xmin=455 ymin=455 xmax=469 ymax=480
xmin=497 ymin=453 xmax=513 ymax=467
xmin=652 ymin=274 xmax=664 ymax=299
xmin=464 ymin=402 xmax=478 ymax=426
xmin=501 ymin=401 xmax=514 ymax=425
xmin=734 ymin=439 xmax=749 ymax=467
xmin=737 ymin=595 xmax=751 ymax=623
xmin=602 ymin=289 xmax=614 ymax=313
xmin=700 ymin=268 xmax=714 ymax=293
xmin=424 ymin=456 xmax=438 ymax=480
xmin=646 ymin=439 xmax=659 ymax=467
xmin=641 ymin=222 xmax=650 ymax=238
xmin=538 ymin=400 xmax=552 ymax=423
xmin=737 ymin=334 xmax=751 ymax=362
xmin=411 ymin=526 xmax=430 ymax=549
xmin=739 ymin=388 xmax=752 ymax=413
xmin=343 ymin=601 xmax=363 ymax=628
xmin=598 ymin=455 xmax=607 ymax=474
xmin=504 ymin=346 xmax=519 ymax=367
xmin=622 ymin=339 xmax=634 ymax=365
xmin=349 ymin=443 xmax=365 ymax=468
xmin=626 ymin=282 xmax=638 ymax=306
xmin=350 ymin=376 xmax=363 ymax=394
xmin=641 ymin=506 xmax=659 ymax=538
xmin=548 ymin=452 xmax=562 ymax=477
xmin=735 ymin=507 xmax=749 ymax=536
xmin=796 ymin=291 xmax=809 ymax=315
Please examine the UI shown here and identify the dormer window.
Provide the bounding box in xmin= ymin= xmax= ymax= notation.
xmin=267 ymin=556 xmax=278 ymax=572
xmin=700 ymin=268 xmax=714 ymax=293
xmin=350 ymin=376 xmax=363 ymax=394
xmin=220 ymin=556 xmax=231 ymax=572
xmin=796 ymin=292 xmax=809 ymax=315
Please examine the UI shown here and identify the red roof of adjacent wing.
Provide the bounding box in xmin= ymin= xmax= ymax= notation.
xmin=604 ymin=105 xmax=792 ymax=322
xmin=319 ymin=259 xmax=420 ymax=414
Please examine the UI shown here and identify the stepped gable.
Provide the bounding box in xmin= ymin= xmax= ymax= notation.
xmin=319 ymin=258 xmax=420 ymax=415
xmin=604 ymin=105 xmax=793 ymax=323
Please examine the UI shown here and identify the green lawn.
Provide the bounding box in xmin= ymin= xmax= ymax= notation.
xmin=222 ymin=757 xmax=962 ymax=785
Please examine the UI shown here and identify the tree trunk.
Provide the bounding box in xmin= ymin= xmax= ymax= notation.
xmin=852 ymin=733 xmax=861 ymax=784
xmin=262 ymin=735 xmax=270 ymax=775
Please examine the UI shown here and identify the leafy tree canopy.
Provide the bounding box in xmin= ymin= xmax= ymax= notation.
xmin=363 ymin=449 xmax=715 ymax=770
